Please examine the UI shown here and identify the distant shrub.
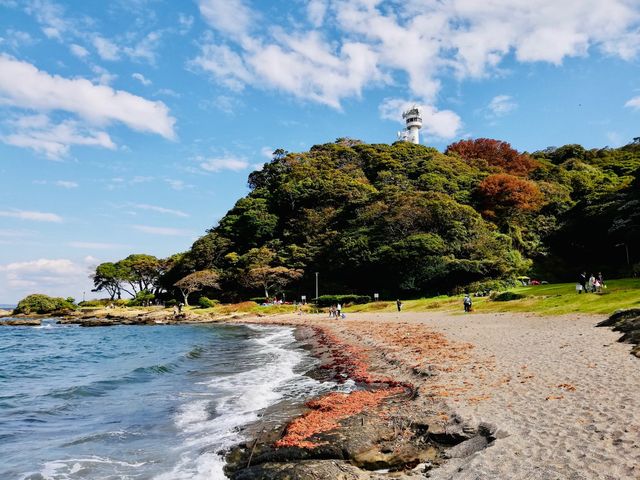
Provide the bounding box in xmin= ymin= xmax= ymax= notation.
xmin=14 ymin=294 xmax=77 ymax=315
xmin=461 ymin=279 xmax=517 ymax=295
xmin=127 ymin=290 xmax=155 ymax=307
xmin=315 ymin=295 xmax=371 ymax=307
xmin=164 ymin=299 xmax=177 ymax=308
xmin=79 ymin=299 xmax=128 ymax=307
xmin=198 ymin=297 xmax=219 ymax=308
xmin=492 ymin=291 xmax=526 ymax=302
xmin=250 ymin=297 xmax=268 ymax=304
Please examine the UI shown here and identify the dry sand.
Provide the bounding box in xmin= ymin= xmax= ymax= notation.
xmin=247 ymin=310 xmax=640 ymax=479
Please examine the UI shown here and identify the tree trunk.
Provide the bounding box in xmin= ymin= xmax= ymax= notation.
xmin=181 ymin=288 xmax=189 ymax=306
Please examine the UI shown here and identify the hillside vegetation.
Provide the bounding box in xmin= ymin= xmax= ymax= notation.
xmin=92 ymin=138 xmax=640 ymax=302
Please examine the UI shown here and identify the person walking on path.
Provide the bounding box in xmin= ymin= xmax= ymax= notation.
xmin=396 ymin=299 xmax=402 ymax=312
xmin=463 ymin=294 xmax=472 ymax=313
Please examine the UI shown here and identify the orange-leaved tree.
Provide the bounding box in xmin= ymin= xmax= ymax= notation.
xmin=475 ymin=173 xmax=543 ymax=227
xmin=446 ymin=138 xmax=538 ymax=176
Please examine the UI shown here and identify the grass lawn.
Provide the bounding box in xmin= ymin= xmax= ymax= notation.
xmin=187 ymin=301 xmax=296 ymax=317
xmin=345 ymin=278 xmax=640 ymax=316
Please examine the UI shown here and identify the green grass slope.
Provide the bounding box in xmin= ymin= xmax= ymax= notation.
xmin=346 ymin=278 xmax=640 ymax=316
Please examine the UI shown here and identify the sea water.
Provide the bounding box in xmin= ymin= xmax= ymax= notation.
xmin=0 ymin=320 xmax=342 ymax=479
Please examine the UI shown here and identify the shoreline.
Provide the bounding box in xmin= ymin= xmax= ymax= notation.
xmin=222 ymin=315 xmax=498 ymax=479
xmin=4 ymin=308 xmax=639 ymax=478
xmin=221 ymin=310 xmax=640 ymax=479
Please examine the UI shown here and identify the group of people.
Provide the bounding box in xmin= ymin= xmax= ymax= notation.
xmin=577 ymin=272 xmax=605 ymax=293
xmin=328 ymin=303 xmax=343 ymax=318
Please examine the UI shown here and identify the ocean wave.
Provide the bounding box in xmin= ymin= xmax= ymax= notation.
xmin=27 ymin=456 xmax=148 ymax=480
xmin=154 ymin=325 xmax=340 ymax=480
xmin=46 ymin=361 xmax=181 ymax=400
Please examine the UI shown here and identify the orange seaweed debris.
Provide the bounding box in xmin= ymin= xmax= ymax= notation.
xmin=275 ymin=388 xmax=404 ymax=449
xmin=557 ymin=383 xmax=576 ymax=392
xmin=545 ymin=395 xmax=565 ymax=401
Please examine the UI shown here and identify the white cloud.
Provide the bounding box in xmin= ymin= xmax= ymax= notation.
xmin=132 ymin=225 xmax=193 ymax=236
xmin=307 ymin=0 xmax=328 ymax=27
xmin=0 ymin=55 xmax=176 ymax=141
xmin=68 ymin=241 xmax=129 ymax=250
xmin=486 ymin=95 xmax=518 ymax=118
xmin=625 ymin=96 xmax=640 ymax=110
xmin=69 ymin=43 xmax=89 ymax=58
xmin=192 ymin=0 xmax=640 ymax=113
xmin=132 ymin=203 xmax=189 ymax=217
xmin=0 ymin=209 xmax=63 ymax=222
xmin=260 ymin=146 xmax=274 ymax=159
xmin=200 ymin=156 xmax=249 ymax=172
xmin=92 ymin=35 xmax=120 ymax=60
xmin=123 ymin=31 xmax=162 ymax=64
xmin=191 ymin=44 xmax=253 ymax=91
xmin=0 ymin=257 xmax=92 ymax=299
xmin=379 ymin=98 xmax=462 ymax=140
xmin=25 ymin=0 xmax=70 ymax=40
xmin=132 ymin=72 xmax=152 ymax=86
xmin=4 ymin=29 xmax=37 ymax=50
xmin=90 ymin=65 xmax=118 ymax=86
xmin=2 ymin=115 xmax=115 ymax=159
xmin=55 ymin=180 xmax=78 ymax=188
xmin=198 ymin=0 xmax=254 ymax=40
xmin=164 ymin=179 xmax=192 ymax=191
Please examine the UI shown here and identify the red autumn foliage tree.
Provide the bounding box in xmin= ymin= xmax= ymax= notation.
xmin=446 ymin=138 xmax=538 ymax=176
xmin=476 ymin=173 xmax=544 ymax=225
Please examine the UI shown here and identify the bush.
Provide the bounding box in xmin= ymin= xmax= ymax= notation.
xmin=250 ymin=297 xmax=268 ymax=304
xmin=78 ymin=299 xmax=128 ymax=307
xmin=198 ymin=296 xmax=219 ymax=308
xmin=315 ymin=294 xmax=372 ymax=307
xmin=127 ymin=290 xmax=155 ymax=307
xmin=164 ymin=299 xmax=177 ymax=308
xmin=461 ymin=279 xmax=517 ymax=295
xmin=492 ymin=291 xmax=526 ymax=302
xmin=14 ymin=294 xmax=77 ymax=315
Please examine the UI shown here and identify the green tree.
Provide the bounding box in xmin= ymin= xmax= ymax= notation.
xmin=174 ymin=270 xmax=221 ymax=306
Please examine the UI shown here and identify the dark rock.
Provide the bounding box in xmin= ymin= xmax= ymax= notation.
xmin=232 ymin=460 xmax=372 ymax=480
xmin=443 ymin=434 xmax=489 ymax=459
xmin=0 ymin=319 xmax=41 ymax=326
xmin=597 ymin=309 xmax=640 ymax=357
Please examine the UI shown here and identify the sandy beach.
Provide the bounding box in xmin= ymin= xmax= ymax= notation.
xmin=237 ymin=310 xmax=640 ymax=479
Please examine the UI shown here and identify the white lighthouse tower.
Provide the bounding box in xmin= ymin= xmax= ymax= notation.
xmin=398 ymin=106 xmax=423 ymax=144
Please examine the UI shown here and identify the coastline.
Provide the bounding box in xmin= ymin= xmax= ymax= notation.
xmin=4 ymin=308 xmax=639 ymax=478
xmin=221 ymin=310 xmax=640 ymax=479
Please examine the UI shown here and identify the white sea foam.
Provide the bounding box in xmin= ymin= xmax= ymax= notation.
xmin=30 ymin=456 xmax=147 ymax=480
xmin=154 ymin=325 xmax=336 ymax=480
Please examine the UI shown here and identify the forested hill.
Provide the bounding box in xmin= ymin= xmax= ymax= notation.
xmin=96 ymin=138 xmax=640 ymax=302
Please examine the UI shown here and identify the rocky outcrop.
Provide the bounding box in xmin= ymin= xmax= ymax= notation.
xmin=0 ymin=318 xmax=41 ymax=326
xmin=597 ymin=308 xmax=640 ymax=357
xmin=224 ymin=398 xmax=494 ymax=479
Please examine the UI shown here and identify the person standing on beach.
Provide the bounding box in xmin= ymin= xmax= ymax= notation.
xmin=396 ymin=299 xmax=402 ymax=312
xmin=463 ymin=294 xmax=472 ymax=312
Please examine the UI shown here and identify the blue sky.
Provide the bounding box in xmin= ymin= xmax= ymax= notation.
xmin=1 ymin=0 xmax=639 ymax=303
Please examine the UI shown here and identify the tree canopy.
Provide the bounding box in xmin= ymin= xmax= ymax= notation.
xmin=93 ymin=138 xmax=640 ymax=302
